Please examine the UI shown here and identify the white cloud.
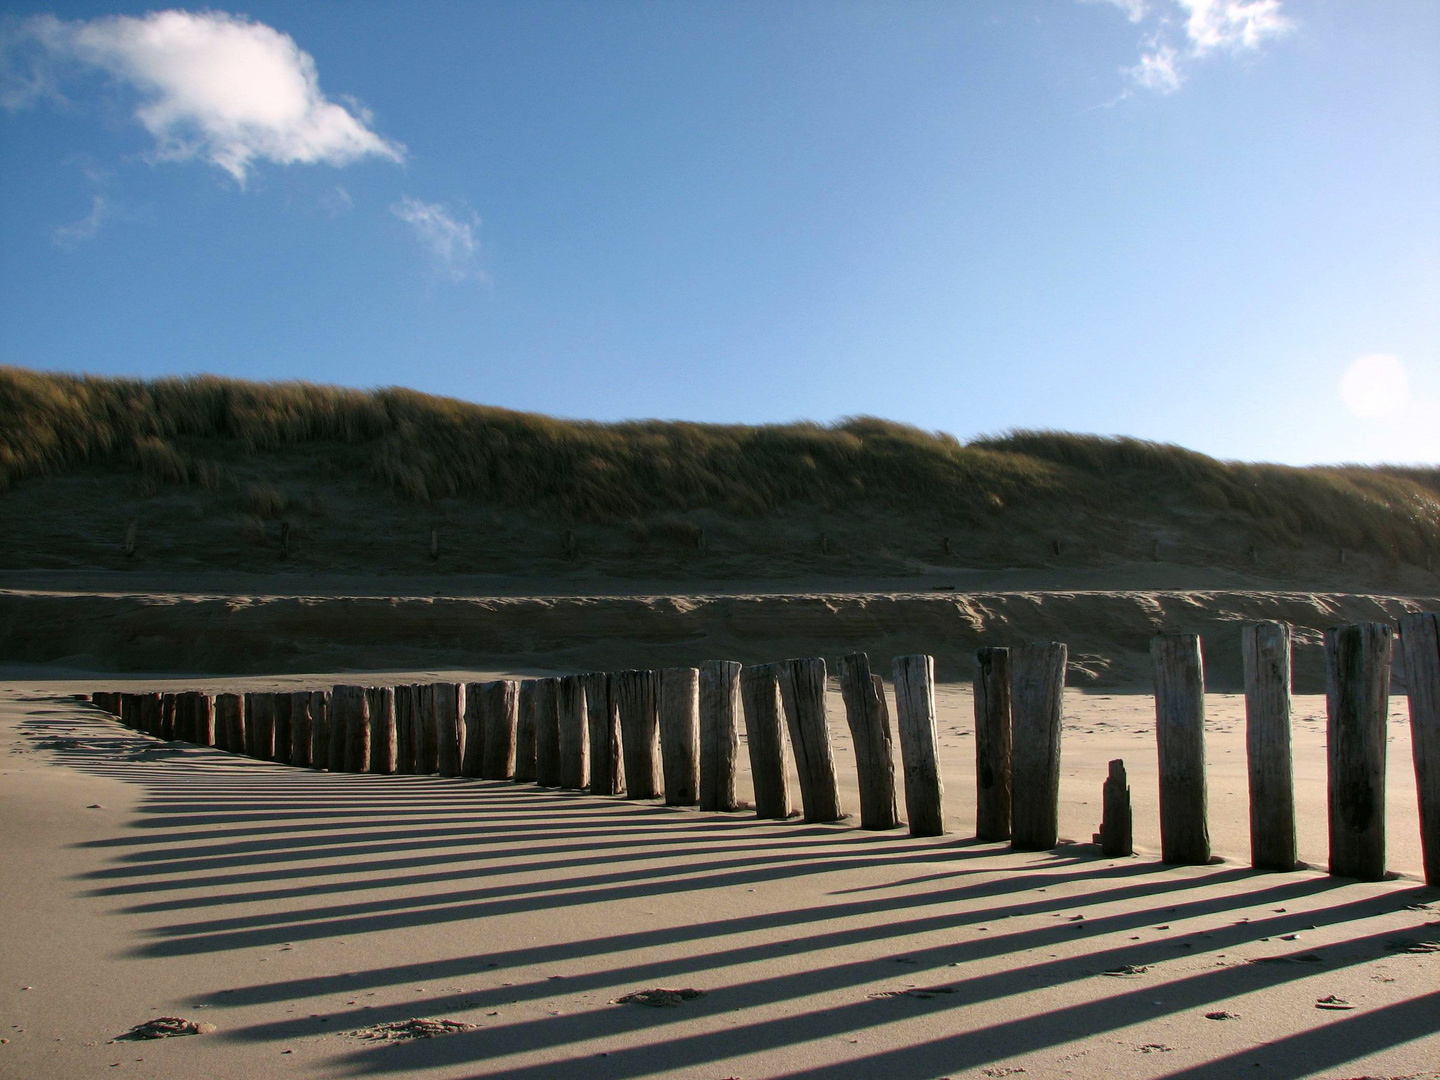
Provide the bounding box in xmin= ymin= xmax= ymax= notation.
xmin=1181 ymin=0 xmax=1291 ymax=56
xmin=1089 ymin=0 xmax=1149 ymax=23
xmin=5 ymin=10 xmax=403 ymax=184
xmin=1340 ymin=353 xmax=1410 ymax=421
xmin=1127 ymin=39 xmax=1183 ymax=93
xmin=391 ymin=197 xmax=482 ymax=281
xmin=53 ymin=193 xmax=109 ymax=247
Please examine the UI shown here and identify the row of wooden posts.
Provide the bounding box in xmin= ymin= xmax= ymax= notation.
xmin=88 ymin=613 xmax=1439 ymax=886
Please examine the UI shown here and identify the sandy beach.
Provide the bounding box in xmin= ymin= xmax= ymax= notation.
xmin=3 ymin=668 xmax=1436 ymax=1080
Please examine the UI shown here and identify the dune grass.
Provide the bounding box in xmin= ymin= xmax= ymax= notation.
xmin=3 ymin=366 xmax=1437 ymax=561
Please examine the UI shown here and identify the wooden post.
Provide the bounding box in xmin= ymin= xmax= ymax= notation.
xmin=326 ymin=686 xmax=346 ymax=770
xmin=838 ymin=653 xmax=898 ymax=830
xmin=368 ymin=686 xmax=397 ymax=774
xmin=434 ymin=682 xmax=463 ymax=778
xmin=534 ymin=677 xmax=561 ymax=786
xmin=480 ymin=680 xmax=518 ymax=780
xmin=658 ymin=667 xmax=700 ymax=806
xmin=195 ymin=693 xmax=216 ymax=747
xmin=247 ymin=692 xmax=275 ymax=760
xmin=307 ymin=690 xmax=328 ymax=770
xmin=272 ymin=692 xmax=292 ymax=765
xmin=1243 ymin=621 xmax=1297 ymax=871
xmin=584 ymin=671 xmax=624 ymax=796
xmin=1100 ymin=759 xmax=1133 ymax=857
xmin=1152 ymin=633 xmax=1211 ymax=865
xmin=973 ymin=646 xmax=1012 ymax=842
xmin=698 ymin=660 xmax=741 ymax=812
xmin=892 ymin=654 xmax=945 ymax=836
xmin=740 ymin=663 xmax=792 ymax=819
xmin=415 ymin=683 xmax=439 ymax=774
xmin=1399 ymin=612 xmax=1440 ymax=885
xmin=140 ymin=693 xmax=162 ymax=739
xmin=558 ymin=675 xmax=589 ymax=790
xmin=289 ymin=691 xmax=311 ymax=767
xmin=160 ymin=693 xmax=176 ymax=740
xmin=777 ymin=658 xmax=843 ymax=822
xmin=615 ymin=669 xmax=662 ymax=798
xmin=1325 ymin=622 xmax=1392 ymax=881
xmin=514 ymin=679 xmax=538 ymax=781
xmin=214 ymin=694 xmax=240 ymax=753
xmin=1010 ymin=641 xmax=1066 ymax=851
xmin=331 ymin=685 xmax=370 ymax=773
xmin=462 ymin=682 xmax=485 ymax=778
xmin=393 ymin=684 xmax=414 ymax=773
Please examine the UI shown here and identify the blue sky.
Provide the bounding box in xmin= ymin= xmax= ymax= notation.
xmin=2 ymin=0 xmax=1436 ymax=465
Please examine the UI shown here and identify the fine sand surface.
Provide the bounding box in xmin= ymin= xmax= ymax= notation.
xmin=2 ymin=677 xmax=1436 ymax=1080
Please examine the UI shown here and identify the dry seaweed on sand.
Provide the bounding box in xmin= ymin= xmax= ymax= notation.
xmin=118 ymin=1017 xmax=216 ymax=1040
xmin=612 ymin=988 xmax=706 ymax=1007
xmin=348 ymin=1018 xmax=475 ymax=1040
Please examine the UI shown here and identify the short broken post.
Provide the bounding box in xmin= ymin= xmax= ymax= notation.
xmin=368 ymin=686 xmax=397 ymax=774
xmin=698 ymin=660 xmax=741 ymax=812
xmin=1152 ymin=633 xmax=1211 ymax=865
xmin=1399 ymin=611 xmax=1440 ymax=886
xmin=558 ymin=675 xmax=589 ymax=790
xmin=1010 ymin=641 xmax=1067 ymax=851
xmin=514 ymin=679 xmax=538 ymax=782
xmin=1242 ymin=621 xmax=1297 ymax=871
xmin=892 ymin=654 xmax=945 ymax=836
xmin=973 ymin=646 xmax=1012 ymax=842
xmin=615 ymin=670 xmax=661 ymax=799
xmin=1099 ymin=759 xmax=1133 ymax=857
xmin=534 ymin=677 xmax=561 ymax=787
xmin=480 ymin=680 xmax=518 ymax=780
xmin=778 ymin=658 xmax=843 ymax=823
xmin=839 ymin=653 xmax=898 ymax=830
xmin=740 ymin=664 xmax=791 ymax=819
xmin=658 ymin=667 xmax=700 ymax=806
xmin=1325 ymin=622 xmax=1392 ymax=881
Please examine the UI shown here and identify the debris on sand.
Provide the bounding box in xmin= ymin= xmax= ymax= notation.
xmin=1101 ymin=964 xmax=1148 ymax=977
xmin=348 ymin=1018 xmax=475 ymax=1041
xmin=1204 ymin=1010 xmax=1240 ymax=1020
xmin=869 ymin=986 xmax=958 ymax=1001
xmin=1315 ymin=995 xmax=1355 ymax=1010
xmin=613 ymin=988 xmax=706 ymax=1007
xmin=118 ymin=1017 xmax=216 ymax=1040
xmin=1385 ymin=937 xmax=1440 ymax=954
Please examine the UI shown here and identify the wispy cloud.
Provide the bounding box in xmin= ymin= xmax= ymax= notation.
xmin=1090 ymin=0 xmax=1293 ymax=96
xmin=391 ymin=197 xmax=482 ymax=281
xmin=53 ymin=193 xmax=109 ymax=248
xmin=3 ymin=9 xmax=403 ymax=184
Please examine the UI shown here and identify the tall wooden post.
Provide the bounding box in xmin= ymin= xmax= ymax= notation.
xmin=778 ymin=658 xmax=843 ymax=822
xmin=289 ymin=691 xmax=311 ymax=766
xmin=514 ymin=679 xmax=538 ymax=781
xmin=393 ymin=684 xmax=414 ymax=773
xmin=740 ymin=664 xmax=792 ymax=819
xmin=893 ymin=654 xmax=945 ymax=836
xmin=326 ymin=686 xmax=347 ymax=771
xmin=584 ymin=672 xmax=623 ymax=796
xmin=160 ymin=693 xmax=176 ymax=741
xmin=1242 ymin=621 xmax=1297 ymax=871
xmin=615 ymin=669 xmax=661 ymax=799
xmin=658 ymin=667 xmax=700 ymax=806
xmin=1100 ymin=759 xmax=1133 ymax=857
xmin=1010 ymin=641 xmax=1066 ymax=851
xmin=558 ymin=675 xmax=589 ymax=790
xmin=974 ymin=646 xmax=1012 ymax=842
xmin=1399 ymin=611 xmax=1440 ymax=885
xmin=414 ymin=683 xmax=439 ymax=774
xmin=534 ymin=677 xmax=561 ymax=786
xmin=1152 ymin=633 xmax=1211 ymax=865
xmin=307 ymin=690 xmax=328 ymax=769
xmin=434 ymin=682 xmax=464 ymax=778
xmin=839 ymin=652 xmax=898 ymax=830
xmin=272 ymin=692 xmax=292 ymax=765
xmin=479 ymin=680 xmax=518 ymax=780
xmin=195 ymin=693 xmax=216 ymax=747
xmin=247 ymin=692 xmax=274 ymax=760
xmin=331 ymin=685 xmax=370 ymax=774
xmin=462 ymin=682 xmax=485 ymax=778
xmin=698 ymin=660 xmax=741 ymax=812
xmin=215 ymin=693 xmax=243 ymax=754
xmin=368 ymin=686 xmax=397 ymax=774
xmin=1325 ymin=622 xmax=1392 ymax=881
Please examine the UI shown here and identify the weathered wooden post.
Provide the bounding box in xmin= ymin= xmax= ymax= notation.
xmin=974 ymin=646 xmax=1012 ymax=841
xmin=393 ymin=684 xmax=414 ymax=773
xmin=195 ymin=693 xmax=216 ymax=747
xmin=658 ymin=667 xmax=700 ymax=806
xmin=331 ymin=685 xmax=370 ymax=773
xmin=308 ymin=690 xmax=329 ymax=769
xmin=160 ymin=693 xmax=176 ymax=740
xmin=175 ymin=693 xmax=193 ymax=741
xmin=368 ymin=686 xmax=397 ymax=774
xmin=615 ymin=669 xmax=661 ymax=799
xmin=893 ymin=654 xmax=945 ymax=836
xmin=326 ymin=686 xmax=347 ymax=771
xmin=778 ymin=658 xmax=843 ymax=823
xmin=1152 ymin=633 xmax=1211 ymax=865
xmin=434 ymin=682 xmax=464 ymax=778
xmin=1242 ymin=621 xmax=1297 ymax=871
xmin=534 ymin=677 xmax=561 ymax=786
xmin=289 ymin=691 xmax=311 ymax=766
xmin=839 ymin=653 xmax=898 ymax=830
xmin=218 ymin=693 xmax=244 ymax=752
xmin=698 ymin=660 xmax=741 ymax=812
xmin=1099 ymin=759 xmax=1133 ymax=857
xmin=461 ymin=682 xmax=485 ymax=778
xmin=140 ymin=693 xmax=162 ymax=739
xmin=247 ymin=692 xmax=275 ymax=760
xmin=272 ymin=692 xmax=292 ymax=765
xmin=480 ymin=680 xmax=518 ymax=780
xmin=1325 ymin=622 xmax=1392 ymax=881
xmin=558 ymin=675 xmax=589 ymax=790
xmin=1400 ymin=612 xmax=1440 ymax=885
xmin=584 ymin=671 xmax=623 ymax=796
xmin=414 ymin=683 xmax=439 ymax=774
xmin=1010 ymin=641 xmax=1066 ymax=851
xmin=514 ymin=679 xmax=538 ymax=782
xmin=740 ymin=663 xmax=792 ymax=819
